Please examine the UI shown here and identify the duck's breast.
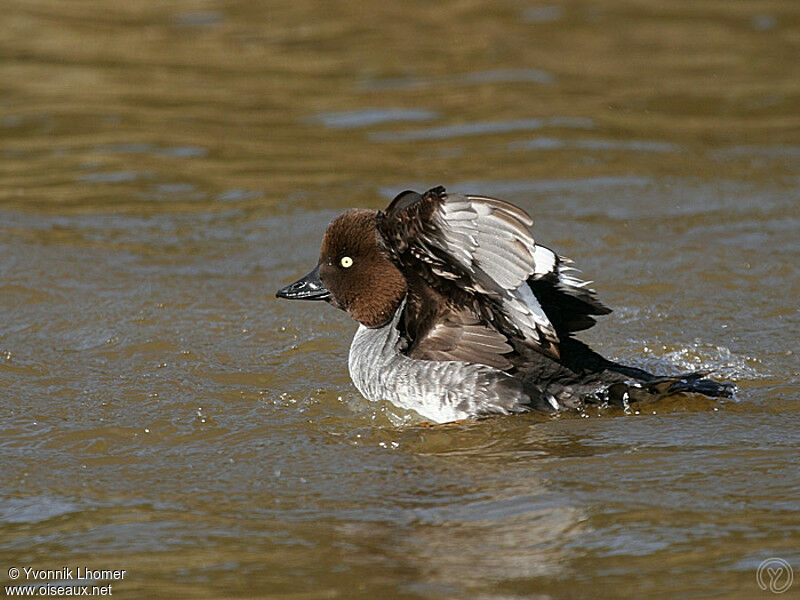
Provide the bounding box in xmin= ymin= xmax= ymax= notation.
xmin=347 ymin=310 xmax=531 ymax=423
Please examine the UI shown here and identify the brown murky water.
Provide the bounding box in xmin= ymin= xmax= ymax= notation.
xmin=2 ymin=1 xmax=799 ymax=598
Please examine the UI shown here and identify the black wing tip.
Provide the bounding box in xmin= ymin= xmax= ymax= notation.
xmin=385 ymin=185 xmax=447 ymax=217
xmin=582 ymin=298 xmax=613 ymax=316
xmin=386 ymin=190 xmax=424 ymax=215
xmin=424 ymin=185 xmax=447 ymax=200
xmin=597 ymin=304 xmax=613 ymax=315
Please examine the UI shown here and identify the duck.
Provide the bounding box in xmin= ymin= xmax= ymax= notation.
xmin=277 ymin=185 xmax=734 ymax=423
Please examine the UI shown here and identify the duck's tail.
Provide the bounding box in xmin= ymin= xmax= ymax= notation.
xmin=521 ymin=339 xmax=736 ymax=412
xmin=597 ymin=369 xmax=736 ymax=407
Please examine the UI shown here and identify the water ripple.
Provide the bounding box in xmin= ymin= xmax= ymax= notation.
xmin=359 ymin=68 xmax=554 ymax=91
xmin=370 ymin=117 xmax=594 ymax=142
xmin=307 ymin=108 xmax=438 ymax=129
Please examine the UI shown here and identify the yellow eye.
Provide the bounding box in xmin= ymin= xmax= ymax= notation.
xmin=340 ymin=256 xmax=353 ymax=268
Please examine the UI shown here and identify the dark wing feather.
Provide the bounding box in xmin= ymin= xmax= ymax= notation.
xmin=407 ymin=307 xmax=515 ymax=371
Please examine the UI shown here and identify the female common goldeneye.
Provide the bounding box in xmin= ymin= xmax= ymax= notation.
xmin=277 ymin=186 xmax=733 ymax=423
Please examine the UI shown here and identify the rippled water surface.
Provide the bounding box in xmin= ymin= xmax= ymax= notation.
xmin=2 ymin=1 xmax=799 ymax=598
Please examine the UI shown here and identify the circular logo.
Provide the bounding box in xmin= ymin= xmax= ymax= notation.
xmin=757 ymin=558 xmax=793 ymax=594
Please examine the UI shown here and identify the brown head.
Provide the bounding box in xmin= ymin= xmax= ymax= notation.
xmin=276 ymin=209 xmax=407 ymax=328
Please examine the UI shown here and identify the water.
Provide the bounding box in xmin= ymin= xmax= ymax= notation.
xmin=1 ymin=1 xmax=799 ymax=598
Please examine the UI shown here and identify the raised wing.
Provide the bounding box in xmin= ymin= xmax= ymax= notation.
xmin=377 ymin=186 xmax=609 ymax=360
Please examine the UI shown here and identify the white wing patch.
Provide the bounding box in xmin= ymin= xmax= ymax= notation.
xmin=532 ymin=244 xmax=557 ymax=278
xmin=531 ymin=245 xmax=595 ymax=294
